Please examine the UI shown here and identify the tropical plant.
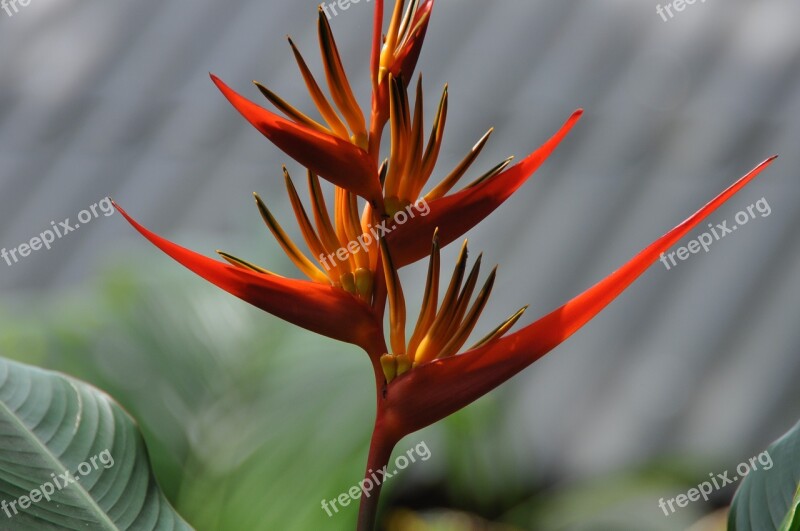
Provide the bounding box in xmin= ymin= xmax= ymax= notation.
xmin=112 ymin=1 xmax=776 ymax=528
xmin=1 ymin=1 xmax=779 ymax=530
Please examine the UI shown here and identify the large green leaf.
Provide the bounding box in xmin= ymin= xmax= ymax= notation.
xmin=729 ymin=420 xmax=800 ymax=531
xmin=0 ymin=357 xmax=193 ymax=530
xmin=778 ymin=483 xmax=800 ymax=531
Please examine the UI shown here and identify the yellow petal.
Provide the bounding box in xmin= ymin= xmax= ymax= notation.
xmin=438 ymin=266 xmax=497 ymax=359
xmin=469 ymin=306 xmax=528 ymax=350
xmin=425 ymin=128 xmax=493 ymax=201
xmin=216 ymin=250 xmax=277 ymax=276
xmin=288 ymin=37 xmax=350 ymax=141
xmin=380 ymin=237 xmax=407 ymax=356
xmin=254 ymin=81 xmax=330 ymax=136
xmin=253 ymin=192 xmax=330 ymax=284
xmin=408 ymin=229 xmax=440 ymax=361
xmin=317 ymin=8 xmax=368 ymax=147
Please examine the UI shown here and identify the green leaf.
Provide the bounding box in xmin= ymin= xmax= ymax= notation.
xmin=0 ymin=357 xmax=193 ymax=530
xmin=778 ymin=483 xmax=800 ymax=531
xmin=729 ymin=420 xmax=800 ymax=531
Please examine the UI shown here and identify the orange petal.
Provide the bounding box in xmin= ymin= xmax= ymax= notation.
xmin=114 ymin=201 xmax=382 ymax=350
xmin=210 ymin=74 xmax=382 ymax=205
xmin=393 ymin=0 xmax=434 ymax=83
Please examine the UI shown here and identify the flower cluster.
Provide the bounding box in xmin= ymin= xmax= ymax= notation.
xmin=114 ymin=1 xmax=775 ymax=528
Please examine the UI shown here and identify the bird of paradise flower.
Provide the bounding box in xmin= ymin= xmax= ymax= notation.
xmin=113 ymin=1 xmax=776 ymax=529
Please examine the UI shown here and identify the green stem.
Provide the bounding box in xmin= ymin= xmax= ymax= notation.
xmin=356 ymin=421 xmax=398 ymax=531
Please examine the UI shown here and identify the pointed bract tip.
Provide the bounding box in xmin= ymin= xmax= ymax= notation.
xmin=209 ymin=73 xmax=226 ymax=91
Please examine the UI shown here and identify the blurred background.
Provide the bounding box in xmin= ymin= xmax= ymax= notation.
xmin=1 ymin=0 xmax=799 ymax=529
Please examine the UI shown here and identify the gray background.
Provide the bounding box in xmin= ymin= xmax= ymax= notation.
xmin=1 ymin=0 xmax=798 ymax=525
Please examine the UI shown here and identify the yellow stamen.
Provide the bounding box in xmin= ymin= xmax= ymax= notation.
xmin=442 ymin=253 xmax=482 ymax=339
xmin=317 ymin=8 xmax=368 ymax=148
xmin=420 ymin=84 xmax=448 ymax=187
xmin=408 ymin=229 xmax=440 ymax=361
xmin=381 ymin=0 xmax=407 ymax=73
xmin=414 ymin=240 xmax=469 ymax=364
xmin=359 ymin=202 xmax=380 ymax=272
xmin=380 ymin=354 xmax=398 ymax=383
xmin=345 ymin=192 xmax=370 ymax=270
xmin=308 ymin=172 xmax=348 ymax=269
xmin=288 ymin=37 xmax=350 ymax=141
xmin=425 ymin=128 xmax=493 ymax=201
xmin=216 ymin=250 xmax=276 ymax=275
xmin=253 ymin=192 xmax=330 ymax=284
xmin=396 ymin=354 xmax=412 ymax=377
xmin=284 ymin=168 xmax=331 ymax=276
xmin=380 ymin=237 xmax=407 ymax=356
xmin=340 ymin=271 xmax=357 ymax=294
xmin=254 ymin=81 xmax=330 ymax=136
xmin=438 ymin=266 xmax=497 ymax=359
xmin=355 ymin=267 xmax=374 ymax=301
xmin=398 ymin=76 xmax=426 ymax=200
xmin=470 ymin=306 xmax=528 ymax=350
xmin=466 ymin=156 xmax=515 ymax=189
xmin=384 ymin=76 xmax=410 ymax=198
xmin=334 ymin=188 xmax=349 ymax=248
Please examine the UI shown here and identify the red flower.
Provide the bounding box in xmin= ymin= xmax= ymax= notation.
xmin=377 ymin=157 xmax=777 ymax=439
xmin=114 ymin=1 xmax=777 ymax=529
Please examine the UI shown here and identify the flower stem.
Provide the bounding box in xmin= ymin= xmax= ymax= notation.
xmin=356 ymin=421 xmax=398 ymax=531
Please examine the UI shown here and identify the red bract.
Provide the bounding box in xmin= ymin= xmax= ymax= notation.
xmin=379 ymin=156 xmax=777 ymax=437
xmin=114 ymin=1 xmax=777 ymax=529
xmin=114 ymin=202 xmax=382 ymax=351
xmin=387 ymin=108 xmax=584 ymax=267
xmin=211 ymin=75 xmax=383 ymax=207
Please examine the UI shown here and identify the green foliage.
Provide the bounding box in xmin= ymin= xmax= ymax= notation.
xmin=0 ymin=357 xmax=191 ymax=530
xmin=729 ymin=421 xmax=800 ymax=531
